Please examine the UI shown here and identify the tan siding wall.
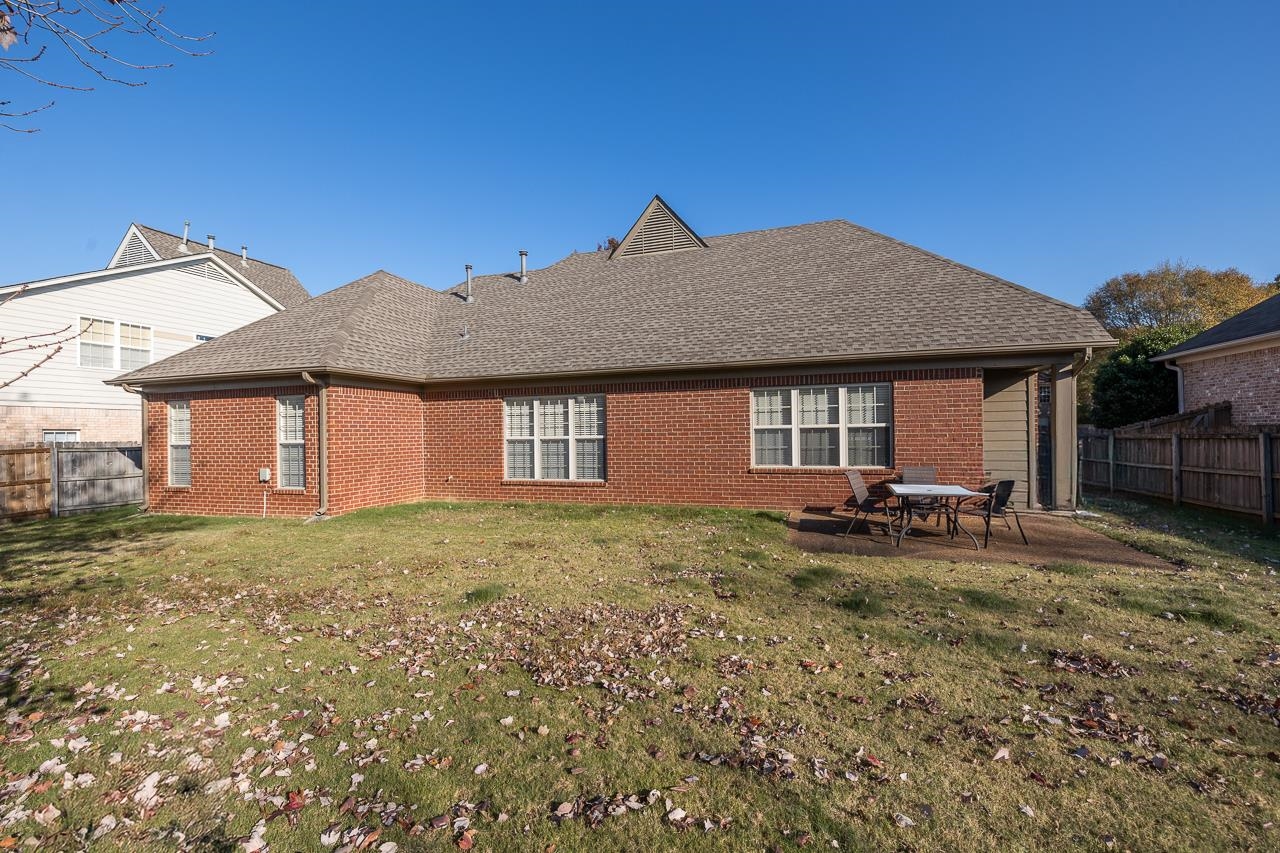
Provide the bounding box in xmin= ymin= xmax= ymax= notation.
xmin=983 ymin=370 xmax=1033 ymax=508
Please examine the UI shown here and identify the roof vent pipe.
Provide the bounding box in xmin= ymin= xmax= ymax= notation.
xmin=179 ymin=220 xmax=191 ymax=252
xmin=464 ymin=264 xmax=474 ymax=303
xmin=240 ymin=245 xmax=249 ymax=266
xmin=518 ymin=250 xmax=528 ymax=284
xmin=207 ymin=234 xmax=216 ymax=251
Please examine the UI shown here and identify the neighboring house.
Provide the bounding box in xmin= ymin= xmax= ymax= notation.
xmin=0 ymin=224 xmax=309 ymax=443
xmin=112 ymin=196 xmax=1113 ymax=518
xmin=1154 ymin=290 xmax=1280 ymax=426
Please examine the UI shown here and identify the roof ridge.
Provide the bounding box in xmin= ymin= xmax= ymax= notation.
xmin=835 ymin=220 xmax=1098 ymax=319
xmin=319 ymin=282 xmax=379 ymax=366
xmin=133 ymin=223 xmax=296 ymax=272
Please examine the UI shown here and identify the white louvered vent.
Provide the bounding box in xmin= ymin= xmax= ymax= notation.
xmin=181 ymin=261 xmax=234 ymax=283
xmin=113 ymin=231 xmax=158 ymax=266
xmin=613 ymin=196 xmax=706 ymax=259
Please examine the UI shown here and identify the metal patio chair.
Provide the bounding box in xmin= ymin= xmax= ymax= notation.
xmin=954 ymin=479 xmax=1029 ymax=546
xmin=841 ymin=470 xmax=895 ymax=537
xmin=900 ymin=465 xmax=944 ymax=527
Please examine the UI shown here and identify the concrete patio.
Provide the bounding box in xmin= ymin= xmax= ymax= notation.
xmin=788 ymin=508 xmax=1172 ymax=569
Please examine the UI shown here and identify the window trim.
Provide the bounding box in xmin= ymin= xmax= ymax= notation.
xmin=276 ymin=395 xmax=306 ymax=490
xmin=750 ymin=383 xmax=893 ymax=469
xmin=41 ymin=429 xmax=80 ymax=443
xmin=118 ymin=321 xmax=154 ymax=372
xmin=503 ymin=394 xmax=606 ymax=482
xmin=77 ymin=316 xmax=117 ymax=369
xmin=167 ymin=400 xmax=191 ymax=487
xmin=76 ymin=315 xmax=154 ymax=371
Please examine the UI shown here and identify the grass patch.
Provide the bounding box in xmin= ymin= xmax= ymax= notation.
xmin=0 ymin=498 xmax=1276 ymax=851
xmin=463 ymin=583 xmax=508 ymax=605
xmin=790 ymin=563 xmax=841 ymax=590
xmin=837 ymin=590 xmax=886 ymax=616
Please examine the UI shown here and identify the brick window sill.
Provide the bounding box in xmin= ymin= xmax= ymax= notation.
xmin=162 ymin=485 xmax=191 ymax=491
xmin=500 ymin=479 xmax=608 ymax=488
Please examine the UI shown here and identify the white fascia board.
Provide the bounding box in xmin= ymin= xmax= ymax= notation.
xmin=1 ymin=253 xmax=285 ymax=312
xmin=1153 ymin=330 xmax=1280 ymax=364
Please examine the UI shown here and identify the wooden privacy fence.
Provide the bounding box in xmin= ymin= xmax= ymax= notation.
xmin=0 ymin=443 xmax=143 ymax=521
xmin=1080 ymin=431 xmax=1278 ymax=525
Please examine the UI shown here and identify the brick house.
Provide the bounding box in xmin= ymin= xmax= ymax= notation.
xmin=111 ymin=197 xmax=1113 ymax=518
xmin=1154 ymin=291 xmax=1280 ymax=428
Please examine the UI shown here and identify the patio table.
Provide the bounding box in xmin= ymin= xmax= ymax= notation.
xmin=885 ymin=483 xmax=988 ymax=549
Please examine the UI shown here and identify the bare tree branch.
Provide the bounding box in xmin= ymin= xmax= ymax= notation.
xmin=0 ymin=1 xmax=213 ymax=131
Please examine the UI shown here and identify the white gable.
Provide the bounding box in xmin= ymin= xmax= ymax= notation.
xmin=107 ymin=226 xmax=160 ymax=268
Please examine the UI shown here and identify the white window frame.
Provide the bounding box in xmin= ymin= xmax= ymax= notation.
xmin=276 ymin=395 xmax=306 ymax=490
xmin=77 ymin=316 xmax=117 ymax=369
xmin=750 ymin=384 xmax=893 ymax=469
xmin=76 ymin=315 xmax=153 ymax=371
xmin=118 ymin=321 xmax=153 ymax=371
xmin=168 ymin=401 xmax=191 ymax=487
xmin=503 ymin=394 xmax=606 ymax=481
xmin=41 ymin=429 xmax=80 ymax=443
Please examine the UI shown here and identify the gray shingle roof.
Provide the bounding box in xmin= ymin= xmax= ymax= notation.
xmin=133 ymin=225 xmax=310 ymax=308
xmin=1157 ymin=290 xmax=1280 ymax=360
xmin=114 ymin=216 xmax=1113 ymax=386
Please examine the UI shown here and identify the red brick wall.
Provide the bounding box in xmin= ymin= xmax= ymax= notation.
xmin=422 ymin=369 xmax=984 ymax=510
xmin=144 ymin=386 xmax=320 ymax=518
xmin=327 ymin=385 xmax=426 ymax=514
xmin=1182 ymin=345 xmax=1280 ymax=426
xmin=142 ymin=369 xmax=986 ymax=517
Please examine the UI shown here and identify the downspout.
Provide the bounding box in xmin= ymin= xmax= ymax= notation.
xmin=1164 ymin=362 xmax=1185 ymax=412
xmin=122 ymin=383 xmax=149 ymax=512
xmin=301 ymin=372 xmax=329 ymax=517
xmin=1071 ymin=348 xmax=1093 ymax=509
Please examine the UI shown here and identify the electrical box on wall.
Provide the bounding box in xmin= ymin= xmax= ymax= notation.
xmin=259 ymin=468 xmax=271 ymax=483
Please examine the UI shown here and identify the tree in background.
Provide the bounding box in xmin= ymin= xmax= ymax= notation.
xmin=1084 ymin=261 xmax=1277 ymax=334
xmin=1077 ymin=262 xmax=1279 ymax=422
xmin=0 ymin=1 xmax=211 ymax=132
xmin=1090 ymin=325 xmax=1201 ymax=428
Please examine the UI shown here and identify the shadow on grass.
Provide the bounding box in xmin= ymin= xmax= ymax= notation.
xmin=0 ymin=507 xmax=230 ymax=608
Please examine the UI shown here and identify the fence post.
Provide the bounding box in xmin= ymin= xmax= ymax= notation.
xmin=1261 ymin=432 xmax=1275 ymax=527
xmin=1171 ymin=433 xmax=1182 ymax=506
xmin=49 ymin=443 xmax=59 ymax=518
xmin=1107 ymin=431 xmax=1115 ymax=493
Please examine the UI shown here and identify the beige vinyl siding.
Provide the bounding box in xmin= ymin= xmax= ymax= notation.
xmin=0 ymin=262 xmax=279 ymax=411
xmin=982 ymin=369 xmax=1035 ymax=509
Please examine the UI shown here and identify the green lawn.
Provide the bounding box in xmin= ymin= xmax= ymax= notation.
xmin=0 ymin=497 xmax=1277 ymax=851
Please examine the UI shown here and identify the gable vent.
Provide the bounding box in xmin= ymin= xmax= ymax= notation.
xmin=114 ymin=231 xmax=159 ymax=267
xmin=181 ymin=260 xmax=234 ymax=284
xmin=611 ymin=195 xmax=708 ymax=259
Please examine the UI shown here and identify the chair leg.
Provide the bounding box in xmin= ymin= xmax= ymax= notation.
xmin=1011 ymin=510 xmax=1028 ymax=545
xmin=983 ymin=513 xmax=992 ymax=547
xmin=844 ymin=507 xmax=862 ymax=537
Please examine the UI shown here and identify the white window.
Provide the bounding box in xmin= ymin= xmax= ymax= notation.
xmin=119 ymin=323 xmax=152 ymax=371
xmin=751 ymin=384 xmax=892 ymax=468
xmin=168 ymin=401 xmax=191 ymax=486
xmin=79 ymin=317 xmax=115 ymax=368
xmin=277 ymin=396 xmax=305 ymax=489
xmin=504 ymin=395 xmax=605 ymax=481
xmin=42 ymin=429 xmax=80 ymax=443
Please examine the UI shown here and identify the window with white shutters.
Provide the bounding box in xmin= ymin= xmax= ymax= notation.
xmin=79 ymin=317 xmax=115 ymax=368
xmin=752 ymin=384 xmax=893 ymax=468
xmin=168 ymin=401 xmax=191 ymax=486
xmin=277 ymin=396 xmax=305 ymax=489
xmin=504 ymin=395 xmax=605 ymax=481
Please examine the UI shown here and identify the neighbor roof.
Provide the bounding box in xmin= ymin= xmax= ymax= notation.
xmin=113 ymin=206 xmax=1113 ymax=386
xmin=130 ymin=225 xmax=310 ymax=308
xmin=1155 ymin=290 xmax=1280 ymax=361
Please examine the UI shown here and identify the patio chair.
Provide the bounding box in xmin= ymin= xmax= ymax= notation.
xmin=841 ymin=470 xmax=895 ymax=537
xmin=954 ymin=480 xmax=1029 ymax=547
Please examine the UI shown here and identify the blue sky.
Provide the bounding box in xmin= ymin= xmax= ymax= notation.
xmin=6 ymin=1 xmax=1278 ymax=303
